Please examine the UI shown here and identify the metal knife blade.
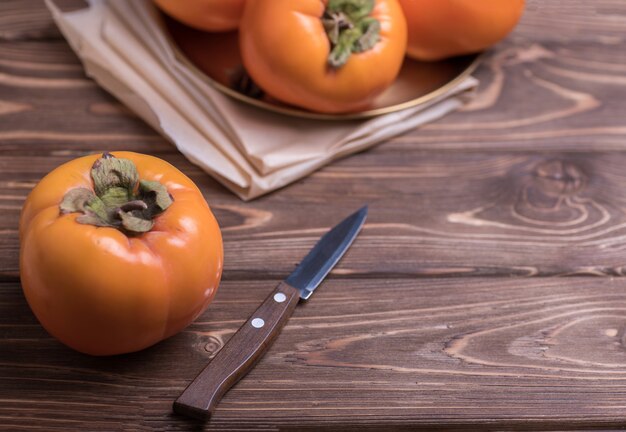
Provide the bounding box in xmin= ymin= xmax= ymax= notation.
xmin=173 ymin=206 xmax=368 ymax=421
xmin=286 ymin=205 xmax=368 ymax=300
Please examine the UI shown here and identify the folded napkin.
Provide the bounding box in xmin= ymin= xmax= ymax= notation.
xmin=46 ymin=0 xmax=478 ymax=200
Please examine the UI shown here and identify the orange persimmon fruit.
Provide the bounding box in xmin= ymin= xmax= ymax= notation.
xmin=239 ymin=0 xmax=408 ymax=113
xmin=19 ymin=152 xmax=223 ymax=356
xmin=154 ymin=0 xmax=246 ymax=32
xmin=398 ymin=0 xmax=525 ymax=61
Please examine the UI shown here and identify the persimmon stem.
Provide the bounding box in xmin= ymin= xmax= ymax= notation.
xmin=322 ymin=0 xmax=380 ymax=68
xmin=59 ymin=153 xmax=173 ymax=235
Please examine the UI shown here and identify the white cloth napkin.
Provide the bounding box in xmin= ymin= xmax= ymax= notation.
xmin=46 ymin=0 xmax=478 ymax=200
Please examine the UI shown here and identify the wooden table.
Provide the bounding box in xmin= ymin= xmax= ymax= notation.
xmin=2 ymin=1 xmax=626 ymax=430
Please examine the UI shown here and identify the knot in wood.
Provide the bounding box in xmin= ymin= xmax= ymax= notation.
xmin=204 ymin=335 xmax=223 ymax=358
xmin=533 ymin=159 xmax=585 ymax=197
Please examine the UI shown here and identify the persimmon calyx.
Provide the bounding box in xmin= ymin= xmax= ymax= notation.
xmin=59 ymin=152 xmax=173 ymax=235
xmin=323 ymin=0 xmax=381 ymax=68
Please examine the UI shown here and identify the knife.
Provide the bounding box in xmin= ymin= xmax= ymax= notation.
xmin=173 ymin=206 xmax=368 ymax=421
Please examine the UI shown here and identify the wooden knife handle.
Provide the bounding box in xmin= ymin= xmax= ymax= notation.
xmin=173 ymin=281 xmax=301 ymax=421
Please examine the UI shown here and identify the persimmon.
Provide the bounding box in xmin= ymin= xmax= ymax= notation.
xmin=154 ymin=0 xmax=246 ymax=32
xmin=398 ymin=0 xmax=525 ymax=61
xmin=239 ymin=0 xmax=407 ymax=113
xmin=20 ymin=152 xmax=223 ymax=356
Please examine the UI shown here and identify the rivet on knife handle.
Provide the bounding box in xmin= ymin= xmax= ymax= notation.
xmin=173 ymin=281 xmax=300 ymax=420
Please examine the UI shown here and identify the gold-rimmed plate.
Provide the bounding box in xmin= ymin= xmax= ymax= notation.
xmin=162 ymin=16 xmax=481 ymax=121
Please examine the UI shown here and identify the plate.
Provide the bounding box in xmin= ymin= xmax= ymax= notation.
xmin=162 ymin=16 xmax=481 ymax=121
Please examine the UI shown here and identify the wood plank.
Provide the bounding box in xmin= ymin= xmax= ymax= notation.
xmin=0 ymin=0 xmax=86 ymax=41
xmin=2 ymin=277 xmax=626 ymax=430
xmin=516 ymin=0 xmax=626 ymax=43
xmin=6 ymin=150 xmax=626 ymax=280
xmin=2 ymin=26 xmax=626 ymax=154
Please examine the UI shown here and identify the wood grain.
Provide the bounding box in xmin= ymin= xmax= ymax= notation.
xmin=0 ymin=0 xmax=86 ymax=41
xmin=4 ymin=278 xmax=626 ymax=430
xmin=174 ymin=282 xmax=300 ymax=420
xmin=8 ymin=152 xmax=626 ymax=280
xmin=1 ymin=8 xmax=626 ymax=281
xmin=2 ymin=0 xmax=626 ymax=430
